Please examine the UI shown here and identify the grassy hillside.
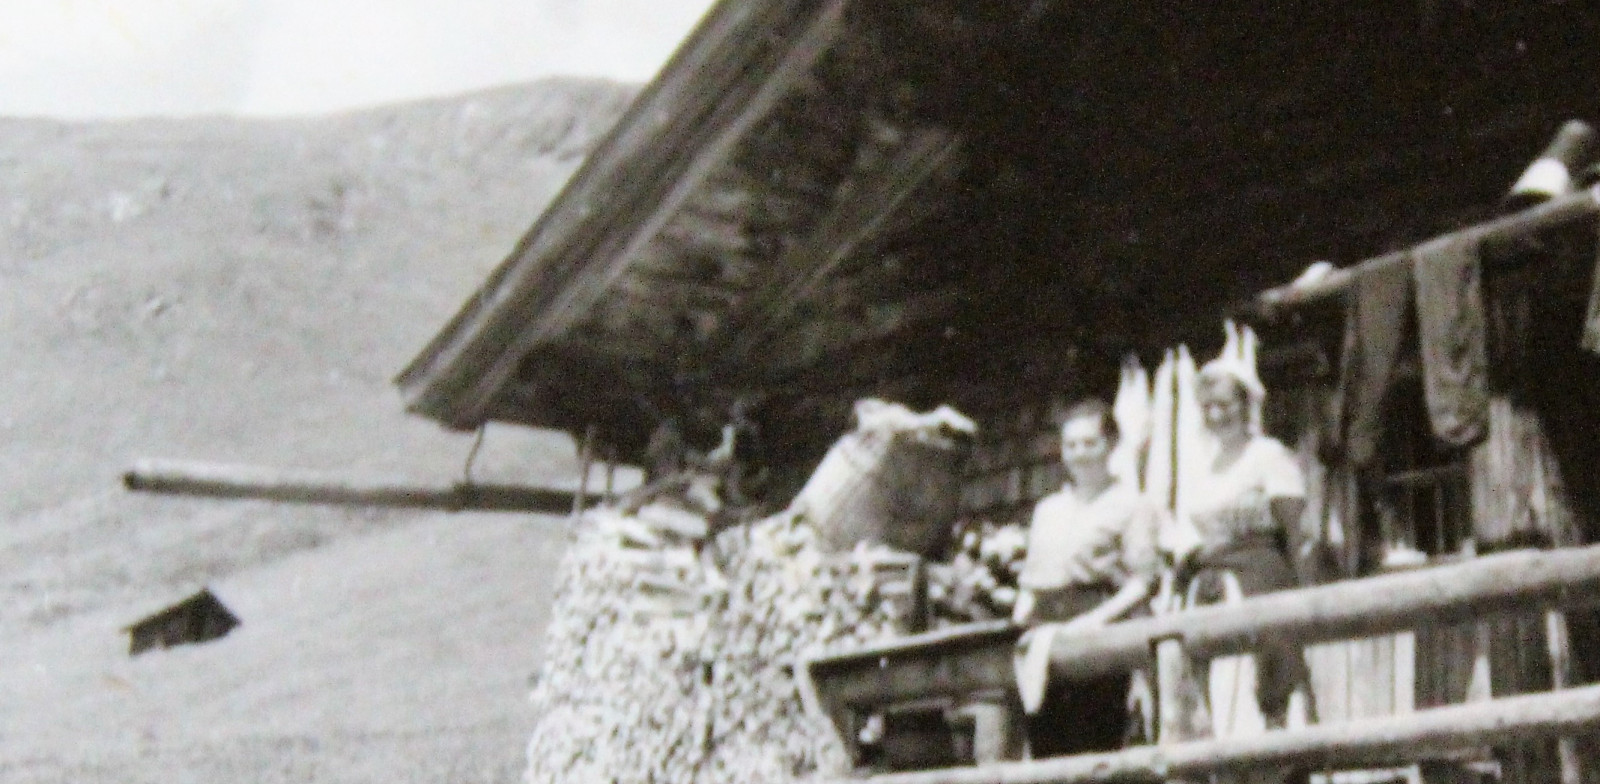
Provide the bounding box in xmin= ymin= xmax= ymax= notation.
xmin=0 ymin=78 xmax=638 ymax=781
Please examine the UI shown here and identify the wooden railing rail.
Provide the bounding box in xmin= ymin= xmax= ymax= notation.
xmin=1040 ymin=544 xmax=1600 ymax=684
xmin=817 ymin=544 xmax=1600 ymax=783
xmin=847 ymin=682 xmax=1600 ymax=784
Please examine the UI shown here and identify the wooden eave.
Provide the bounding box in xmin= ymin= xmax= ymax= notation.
xmin=396 ymin=0 xmax=852 ymax=430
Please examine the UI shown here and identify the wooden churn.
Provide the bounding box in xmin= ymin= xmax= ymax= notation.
xmin=789 ymin=427 xmax=964 ymax=559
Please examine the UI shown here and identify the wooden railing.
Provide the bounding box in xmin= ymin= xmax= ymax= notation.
xmin=823 ymin=544 xmax=1600 ymax=784
xmin=855 ymin=685 xmax=1600 ymax=784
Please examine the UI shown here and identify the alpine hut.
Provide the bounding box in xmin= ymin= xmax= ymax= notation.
xmin=397 ymin=0 xmax=1600 ymax=780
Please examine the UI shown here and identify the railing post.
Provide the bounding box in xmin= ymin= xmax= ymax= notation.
xmin=952 ymin=700 xmax=1025 ymax=764
xmin=1156 ymin=634 xmax=1210 ymax=745
xmin=1547 ymin=610 xmax=1584 ymax=784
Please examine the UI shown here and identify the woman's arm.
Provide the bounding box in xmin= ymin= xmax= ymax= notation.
xmin=1012 ymin=502 xmax=1053 ymax=625
xmin=1259 ymin=438 xmax=1314 ymax=582
xmin=1011 ymin=588 xmax=1037 ymax=625
xmin=1271 ymin=496 xmax=1313 ymax=583
xmin=1072 ymin=577 xmax=1153 ymax=628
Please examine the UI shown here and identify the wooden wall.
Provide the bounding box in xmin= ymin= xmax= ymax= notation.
xmin=957 ymin=397 xmax=1071 ymax=531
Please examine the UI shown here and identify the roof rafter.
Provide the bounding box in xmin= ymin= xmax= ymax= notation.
xmin=713 ymin=124 xmax=963 ymax=374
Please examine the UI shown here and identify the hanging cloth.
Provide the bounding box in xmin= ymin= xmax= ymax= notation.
xmin=1327 ymin=254 xmax=1413 ymax=467
xmin=1145 ymin=351 xmax=1178 ymax=512
xmin=1583 ymin=223 xmax=1600 ymax=355
xmin=1110 ymin=355 xmax=1152 ymax=488
xmin=1412 ymin=231 xmax=1490 ymax=449
xmin=1173 ymin=345 xmax=1206 ymax=527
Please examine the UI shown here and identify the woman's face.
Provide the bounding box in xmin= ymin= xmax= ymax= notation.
xmin=1060 ymin=416 xmax=1113 ymax=479
xmin=1198 ymin=376 xmax=1249 ymax=441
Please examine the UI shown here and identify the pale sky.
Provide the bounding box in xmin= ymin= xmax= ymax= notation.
xmin=0 ymin=0 xmax=717 ymax=118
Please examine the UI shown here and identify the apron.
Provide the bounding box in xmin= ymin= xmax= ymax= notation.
xmin=1184 ymin=537 xmax=1313 ymax=737
xmin=1013 ymin=585 xmax=1133 ymax=758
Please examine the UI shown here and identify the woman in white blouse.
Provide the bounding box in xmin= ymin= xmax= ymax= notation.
xmin=1178 ymin=360 xmax=1313 ymax=731
xmin=1013 ymin=399 xmax=1168 ymax=756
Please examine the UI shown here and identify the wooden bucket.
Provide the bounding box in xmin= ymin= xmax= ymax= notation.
xmin=790 ymin=429 xmax=962 ymax=558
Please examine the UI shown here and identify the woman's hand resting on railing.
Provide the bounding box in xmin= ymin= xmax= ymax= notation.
xmin=1011 ymin=588 xmax=1037 ymax=625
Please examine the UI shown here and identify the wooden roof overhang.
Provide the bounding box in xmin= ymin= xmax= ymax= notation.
xmin=398 ymin=0 xmax=1600 ymax=464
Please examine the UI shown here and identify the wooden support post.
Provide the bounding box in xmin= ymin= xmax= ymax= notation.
xmin=603 ymin=445 xmax=617 ymax=502
xmin=907 ymin=557 xmax=930 ymax=635
xmin=952 ymin=700 xmax=1024 ymax=765
xmin=1547 ymin=610 xmax=1584 ymax=784
xmin=1156 ymin=635 xmax=1210 ymax=745
xmin=573 ymin=424 xmax=597 ymax=518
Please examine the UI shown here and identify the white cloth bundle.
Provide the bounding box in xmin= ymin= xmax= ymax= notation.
xmin=1109 ymin=354 xmax=1152 ymax=488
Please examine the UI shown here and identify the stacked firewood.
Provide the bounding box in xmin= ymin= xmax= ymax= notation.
xmin=522 ymin=507 xmax=715 ymax=784
xmin=924 ymin=522 xmax=1028 ymax=625
xmin=698 ymin=513 xmax=920 ymax=784
xmin=523 ymin=506 xmax=909 ymax=784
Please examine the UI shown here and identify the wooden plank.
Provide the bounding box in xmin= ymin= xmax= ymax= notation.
xmin=1042 ymin=545 xmax=1600 ymax=684
xmin=843 ymin=683 xmax=1600 ymax=784
xmin=718 ymin=125 xmax=962 ymax=365
xmin=1156 ymin=636 xmax=1210 ymax=743
xmin=761 ymin=288 xmax=966 ymax=376
xmin=803 ymin=622 xmax=1021 ymax=703
xmin=572 ymin=423 xmax=596 ymax=517
xmin=657 ymin=209 xmax=756 ymax=256
xmin=1548 ymin=611 xmax=1585 ymax=784
xmin=123 ymin=459 xmax=592 ymax=515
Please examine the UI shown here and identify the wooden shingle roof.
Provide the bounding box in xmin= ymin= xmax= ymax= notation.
xmin=399 ymin=0 xmax=1600 ymax=465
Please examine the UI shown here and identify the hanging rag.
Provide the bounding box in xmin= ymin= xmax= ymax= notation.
xmin=1326 ymin=254 xmax=1412 ymax=467
xmin=1013 ymin=586 xmax=1130 ymax=757
xmin=1412 ymin=231 xmax=1490 ymax=449
xmin=1584 ymin=224 xmax=1600 ymax=355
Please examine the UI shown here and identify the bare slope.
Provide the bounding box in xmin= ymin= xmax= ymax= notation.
xmin=0 ymin=512 xmax=570 ymax=784
xmin=0 ymin=78 xmax=637 ymax=781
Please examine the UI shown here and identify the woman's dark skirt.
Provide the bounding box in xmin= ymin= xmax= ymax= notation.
xmin=1024 ymin=585 xmax=1132 ymax=757
xmin=1186 ymin=539 xmax=1313 ymax=724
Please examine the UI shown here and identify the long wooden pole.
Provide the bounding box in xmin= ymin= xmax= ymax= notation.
xmin=1250 ymin=186 xmax=1600 ymax=315
xmin=845 ymin=682 xmax=1600 ymax=784
xmin=1043 ymin=544 xmax=1600 ymax=683
xmin=123 ymin=458 xmax=591 ymax=515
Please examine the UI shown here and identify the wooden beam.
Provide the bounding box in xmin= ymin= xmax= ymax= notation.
xmin=465 ymin=0 xmax=850 ymax=406
xmin=845 ymin=682 xmax=1600 ymax=784
xmin=396 ymin=0 xmax=849 ymax=428
xmin=1037 ymin=544 xmax=1600 ymax=686
xmin=717 ymin=125 xmax=963 ymax=368
xmin=763 ymin=289 xmax=965 ymax=376
xmin=123 ymin=459 xmax=594 ymax=515
xmin=1248 ymin=186 xmax=1600 ymax=318
xmin=657 ymin=209 xmax=756 ymax=256
xmin=801 ymin=621 xmax=1021 ymax=712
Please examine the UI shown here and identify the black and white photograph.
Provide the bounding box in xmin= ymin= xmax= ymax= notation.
xmin=6 ymin=2 xmax=1600 ymax=783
